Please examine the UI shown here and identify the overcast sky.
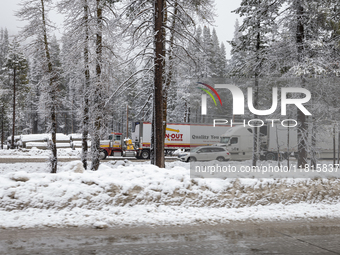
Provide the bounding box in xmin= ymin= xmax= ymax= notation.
xmin=0 ymin=0 xmax=241 ymax=58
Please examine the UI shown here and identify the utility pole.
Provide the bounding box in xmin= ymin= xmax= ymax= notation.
xmin=126 ymin=104 xmax=129 ymax=138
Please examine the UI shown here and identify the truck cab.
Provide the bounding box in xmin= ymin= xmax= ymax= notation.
xmin=217 ymin=126 xmax=254 ymax=160
xmin=217 ymin=124 xmax=298 ymax=161
xmin=99 ymin=132 xmax=136 ymax=160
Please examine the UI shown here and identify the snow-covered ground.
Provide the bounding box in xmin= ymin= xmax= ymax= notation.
xmin=0 ymin=147 xmax=81 ymax=158
xmin=0 ymin=155 xmax=340 ymax=229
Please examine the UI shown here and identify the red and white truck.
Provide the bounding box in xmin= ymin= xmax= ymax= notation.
xmin=99 ymin=121 xmax=230 ymax=159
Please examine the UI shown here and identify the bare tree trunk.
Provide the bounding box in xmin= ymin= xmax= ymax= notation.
xmin=333 ymin=124 xmax=336 ymax=168
xmin=287 ymin=120 xmax=290 ymax=167
xmin=297 ymin=106 xmax=307 ymax=168
xmin=252 ymin=28 xmax=260 ymax=167
xmin=153 ymin=0 xmax=165 ymax=168
xmin=276 ymin=124 xmax=281 ymax=167
xmin=1 ymin=105 xmax=4 ymax=149
xmin=41 ymin=0 xmax=57 ymax=173
xmin=82 ymin=0 xmax=90 ymax=170
xmin=126 ymin=104 xmax=129 ymax=138
xmin=310 ymin=118 xmax=316 ymax=168
xmin=91 ymin=0 xmax=103 ymax=171
xmin=50 ymin=101 xmax=57 ymax=174
xmin=32 ymin=88 xmax=39 ymax=134
xmin=163 ymin=0 xmax=178 ymax=138
xmin=337 ymin=130 xmax=340 ymax=165
xmin=151 ymin=97 xmax=155 ymax=164
xmin=296 ymin=0 xmax=307 ymax=168
xmin=11 ymin=67 xmax=16 ymax=149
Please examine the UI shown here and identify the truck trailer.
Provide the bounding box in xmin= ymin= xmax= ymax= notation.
xmin=99 ymin=121 xmax=231 ymax=160
xmin=216 ymin=124 xmax=335 ymax=161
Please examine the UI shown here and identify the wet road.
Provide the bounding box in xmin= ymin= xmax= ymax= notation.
xmin=1 ymin=219 xmax=340 ymax=254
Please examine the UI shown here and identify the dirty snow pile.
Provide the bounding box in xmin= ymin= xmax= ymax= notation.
xmin=0 ymin=160 xmax=340 ymax=228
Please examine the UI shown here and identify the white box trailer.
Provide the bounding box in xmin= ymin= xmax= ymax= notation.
xmin=310 ymin=126 xmax=334 ymax=159
xmin=217 ymin=124 xmax=335 ymax=161
xmin=266 ymin=124 xmax=298 ymax=159
xmin=130 ymin=121 xmax=231 ymax=159
xmin=264 ymin=125 xmax=335 ymax=160
xmin=216 ymin=125 xmax=298 ymax=161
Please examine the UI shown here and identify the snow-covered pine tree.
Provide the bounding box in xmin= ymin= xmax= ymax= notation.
xmin=232 ymin=0 xmax=282 ymax=166
xmin=0 ymin=28 xmax=9 ymax=70
xmin=49 ymin=35 xmax=67 ymax=134
xmin=59 ymin=0 xmax=122 ymax=170
xmin=210 ymin=28 xmax=221 ymax=77
xmin=162 ymin=0 xmax=215 ymax=143
xmin=122 ymin=0 xmax=215 ymax=167
xmin=217 ymin=42 xmax=227 ymax=78
xmin=58 ymin=0 xmax=92 ymax=169
xmin=202 ymin=26 xmax=214 ymax=78
xmin=28 ymin=45 xmax=46 ymax=134
xmin=229 ymin=19 xmax=246 ymax=76
xmin=274 ymin=0 xmax=340 ymax=167
xmin=17 ymin=0 xmax=60 ymax=173
xmin=82 ymin=0 xmax=90 ymax=170
xmin=3 ymin=38 xmax=29 ymax=149
xmin=0 ymin=28 xmax=9 ymax=149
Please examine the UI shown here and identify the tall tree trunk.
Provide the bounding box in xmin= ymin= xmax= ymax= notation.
xmin=11 ymin=67 xmax=16 ymax=149
xmin=91 ymin=0 xmax=103 ymax=171
xmin=32 ymin=112 xmax=38 ymax=134
xmin=32 ymin=88 xmax=39 ymax=134
xmin=153 ymin=0 xmax=165 ymax=168
xmin=252 ymin=27 xmax=260 ymax=167
xmin=1 ymin=105 xmax=4 ymax=149
xmin=310 ymin=116 xmax=316 ymax=168
xmin=287 ymin=119 xmax=290 ymax=167
xmin=82 ymin=0 xmax=90 ymax=170
xmin=163 ymin=0 xmax=178 ymax=138
xmin=41 ymin=0 xmax=57 ymax=173
xmin=151 ymin=98 xmax=155 ymax=164
xmin=296 ymin=0 xmax=307 ymax=168
xmin=333 ymin=124 xmax=336 ymax=167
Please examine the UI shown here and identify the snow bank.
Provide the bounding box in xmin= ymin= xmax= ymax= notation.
xmin=1 ymin=161 xmax=340 ymax=211
xmin=0 ymin=160 xmax=340 ymax=228
xmin=0 ymin=148 xmax=81 ymax=158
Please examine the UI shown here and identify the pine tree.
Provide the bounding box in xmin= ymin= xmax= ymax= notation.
xmin=275 ymin=0 xmax=340 ymax=167
xmin=202 ymin=26 xmax=213 ymax=78
xmin=58 ymin=0 xmax=92 ymax=169
xmin=0 ymin=28 xmax=9 ymax=149
xmin=210 ymin=28 xmax=221 ymax=77
xmin=229 ymin=19 xmax=246 ymax=76
xmin=122 ymin=0 xmax=215 ymax=167
xmin=28 ymin=47 xmax=46 ymax=134
xmin=17 ymin=0 xmax=60 ymax=173
xmin=232 ymin=0 xmax=282 ymax=166
xmin=59 ymin=0 xmax=122 ymax=170
xmin=218 ymin=42 xmax=227 ymax=77
xmin=3 ymin=38 xmax=29 ymax=149
xmin=0 ymin=28 xmax=9 ymax=69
